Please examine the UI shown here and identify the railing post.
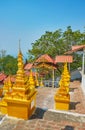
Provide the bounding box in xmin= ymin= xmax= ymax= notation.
xmin=52 ymin=69 xmax=54 ymax=88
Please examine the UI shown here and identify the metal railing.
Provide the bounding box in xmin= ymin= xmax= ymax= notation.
xmin=43 ymin=80 xmax=59 ymax=88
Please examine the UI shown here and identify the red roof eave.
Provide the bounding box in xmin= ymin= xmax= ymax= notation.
xmin=65 ymin=45 xmax=85 ymax=54
xmin=24 ymin=63 xmax=33 ymax=70
xmin=0 ymin=73 xmax=7 ymax=81
xmin=35 ymin=54 xmax=54 ymax=63
xmin=55 ymin=55 xmax=73 ymax=63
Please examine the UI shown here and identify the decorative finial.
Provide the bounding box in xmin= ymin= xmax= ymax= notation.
xmin=19 ymin=39 xmax=21 ymax=53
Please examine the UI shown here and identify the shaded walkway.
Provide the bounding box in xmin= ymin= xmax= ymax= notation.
xmin=30 ymin=107 xmax=47 ymax=119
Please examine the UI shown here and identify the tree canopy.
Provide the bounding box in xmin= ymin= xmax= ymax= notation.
xmin=0 ymin=54 xmax=18 ymax=75
xmin=27 ymin=26 xmax=85 ymax=71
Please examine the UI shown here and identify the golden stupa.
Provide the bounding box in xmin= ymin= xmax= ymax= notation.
xmin=0 ymin=46 xmax=37 ymax=119
xmin=3 ymin=76 xmax=12 ymax=94
xmin=40 ymin=78 xmax=44 ymax=87
xmin=54 ymin=63 xmax=70 ymax=110
xmin=35 ymin=73 xmax=39 ymax=87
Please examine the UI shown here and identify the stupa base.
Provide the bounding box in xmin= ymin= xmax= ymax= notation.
xmin=54 ymin=95 xmax=70 ymax=110
xmin=0 ymin=100 xmax=7 ymax=114
xmin=5 ymin=92 xmax=37 ymax=120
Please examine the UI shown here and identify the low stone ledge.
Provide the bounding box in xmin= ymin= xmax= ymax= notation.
xmin=43 ymin=109 xmax=85 ymax=123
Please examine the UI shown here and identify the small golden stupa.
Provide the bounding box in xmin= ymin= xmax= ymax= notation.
xmin=0 ymin=44 xmax=37 ymax=119
xmin=3 ymin=76 xmax=12 ymax=94
xmin=35 ymin=73 xmax=39 ymax=87
xmin=54 ymin=63 xmax=70 ymax=110
xmin=40 ymin=78 xmax=44 ymax=87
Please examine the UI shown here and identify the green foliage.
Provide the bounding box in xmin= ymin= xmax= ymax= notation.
xmin=27 ymin=26 xmax=85 ymax=71
xmin=27 ymin=29 xmax=63 ymax=62
xmin=70 ymin=53 xmax=82 ymax=71
xmin=0 ymin=55 xmax=18 ymax=75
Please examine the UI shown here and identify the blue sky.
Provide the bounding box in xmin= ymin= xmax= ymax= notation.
xmin=0 ymin=0 xmax=85 ymax=58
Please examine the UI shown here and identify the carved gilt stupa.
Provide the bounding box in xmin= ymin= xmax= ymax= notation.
xmin=54 ymin=63 xmax=70 ymax=110
xmin=0 ymin=44 xmax=37 ymax=119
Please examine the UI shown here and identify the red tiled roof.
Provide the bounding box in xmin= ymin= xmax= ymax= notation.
xmin=4 ymin=75 xmax=16 ymax=83
xmin=34 ymin=62 xmax=57 ymax=69
xmin=65 ymin=45 xmax=85 ymax=54
xmin=72 ymin=45 xmax=85 ymax=50
xmin=25 ymin=71 xmax=37 ymax=77
xmin=24 ymin=63 xmax=33 ymax=70
xmin=35 ymin=54 xmax=54 ymax=63
xmin=55 ymin=55 xmax=73 ymax=63
xmin=0 ymin=73 xmax=7 ymax=81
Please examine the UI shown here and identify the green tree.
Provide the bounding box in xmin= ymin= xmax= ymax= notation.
xmin=28 ymin=29 xmax=63 ymax=62
xmin=63 ymin=26 xmax=84 ymax=70
xmin=0 ymin=55 xmax=18 ymax=75
xmin=27 ymin=26 xmax=85 ymax=71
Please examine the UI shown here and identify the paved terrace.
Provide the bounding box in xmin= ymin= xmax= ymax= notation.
xmin=0 ymin=81 xmax=85 ymax=130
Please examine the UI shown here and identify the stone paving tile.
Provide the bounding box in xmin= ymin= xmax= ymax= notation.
xmin=0 ymin=116 xmax=20 ymax=130
xmin=69 ymin=81 xmax=85 ymax=114
xmin=36 ymin=87 xmax=56 ymax=109
xmin=36 ymin=81 xmax=85 ymax=114
xmin=5 ymin=119 xmax=84 ymax=130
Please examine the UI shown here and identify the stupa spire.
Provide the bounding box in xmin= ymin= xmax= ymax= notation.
xmin=19 ymin=39 xmax=21 ymax=54
xmin=15 ymin=41 xmax=25 ymax=86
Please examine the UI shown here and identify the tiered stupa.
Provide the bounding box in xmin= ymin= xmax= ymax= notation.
xmin=54 ymin=63 xmax=70 ymax=110
xmin=0 ymin=46 xmax=37 ymax=119
xmin=27 ymin=70 xmax=36 ymax=98
xmin=3 ymin=76 xmax=12 ymax=94
xmin=40 ymin=78 xmax=44 ymax=87
xmin=35 ymin=73 xmax=39 ymax=87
